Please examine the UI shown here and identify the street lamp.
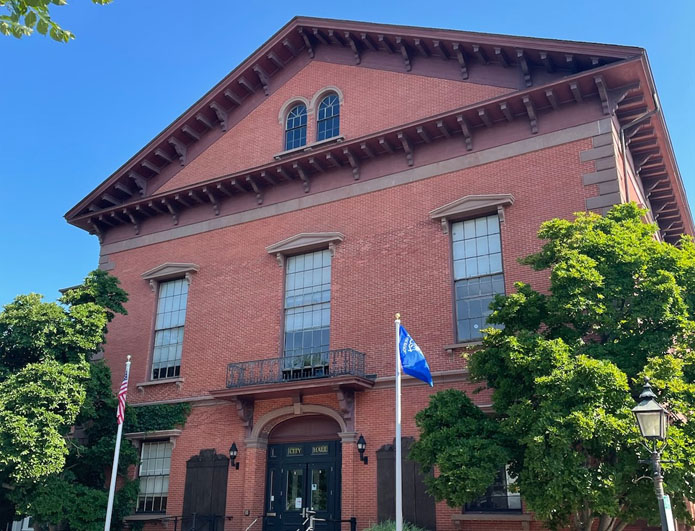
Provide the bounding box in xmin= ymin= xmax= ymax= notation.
xmin=631 ymin=378 xmax=675 ymax=531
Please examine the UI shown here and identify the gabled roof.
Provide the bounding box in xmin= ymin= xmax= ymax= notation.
xmin=65 ymin=17 xmax=692 ymax=244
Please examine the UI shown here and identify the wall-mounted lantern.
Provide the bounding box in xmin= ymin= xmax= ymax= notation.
xmin=357 ymin=434 xmax=368 ymax=465
xmin=229 ymin=442 xmax=240 ymax=470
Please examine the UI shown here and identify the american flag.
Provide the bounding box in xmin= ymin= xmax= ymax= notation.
xmin=116 ymin=363 xmax=130 ymax=424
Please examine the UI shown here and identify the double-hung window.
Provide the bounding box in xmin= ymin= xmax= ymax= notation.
xmin=465 ymin=466 xmax=520 ymax=512
xmin=137 ymin=441 xmax=172 ymax=513
xmin=283 ymin=249 xmax=331 ymax=367
xmin=152 ymin=278 xmax=189 ymax=379
xmin=452 ymin=214 xmax=504 ymax=341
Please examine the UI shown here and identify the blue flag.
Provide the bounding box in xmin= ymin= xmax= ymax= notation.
xmin=398 ymin=325 xmax=433 ymax=387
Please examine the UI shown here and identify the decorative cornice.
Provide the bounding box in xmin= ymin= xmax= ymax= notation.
xmin=430 ymin=194 xmax=514 ymax=234
xmin=69 ymin=62 xmax=637 ymax=230
xmin=141 ymin=263 xmax=199 ymax=289
xmin=124 ymin=429 xmax=182 ymax=441
xmin=65 ymin=17 xmax=637 ymax=223
xmin=266 ymin=232 xmax=344 ymax=265
xmin=66 ymin=54 xmax=691 ymax=244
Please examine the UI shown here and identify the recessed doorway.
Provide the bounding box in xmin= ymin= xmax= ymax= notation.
xmin=263 ymin=415 xmax=341 ymax=531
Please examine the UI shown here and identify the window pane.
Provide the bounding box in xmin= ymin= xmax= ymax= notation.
xmin=475 ymin=217 xmax=488 ymax=235
xmin=310 ymin=468 xmax=328 ymax=511
xmin=476 ymin=236 xmax=489 ymax=255
xmin=487 ymin=214 xmax=500 ymax=234
xmin=463 ymin=219 xmax=476 ymax=239
xmin=457 ymin=319 xmax=471 ymax=342
xmin=451 ymin=221 xmax=464 ymax=241
xmin=465 ymin=257 xmax=478 ymax=277
xmin=478 ymin=255 xmax=490 ymax=275
xmin=488 ymin=234 xmax=501 ymax=253
xmin=453 ymin=259 xmax=466 ymax=280
xmin=490 ymin=253 xmax=502 ymax=274
xmin=452 ymin=241 xmax=465 ymax=261
xmin=286 ymin=469 xmax=305 ymax=511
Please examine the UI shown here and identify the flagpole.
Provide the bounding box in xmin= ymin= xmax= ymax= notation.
xmin=395 ymin=314 xmax=403 ymax=531
xmin=105 ymin=355 xmax=131 ymax=531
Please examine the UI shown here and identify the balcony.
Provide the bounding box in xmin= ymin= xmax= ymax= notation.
xmin=210 ymin=348 xmax=374 ymax=401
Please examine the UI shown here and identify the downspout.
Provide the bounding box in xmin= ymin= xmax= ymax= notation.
xmin=618 ymin=93 xmax=660 ymax=205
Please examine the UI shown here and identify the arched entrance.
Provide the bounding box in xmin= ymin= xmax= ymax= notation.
xmin=263 ymin=415 xmax=342 ymax=531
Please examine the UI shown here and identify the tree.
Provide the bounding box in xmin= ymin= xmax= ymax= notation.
xmin=0 ymin=270 xmax=128 ymax=527
xmin=8 ymin=357 xmax=190 ymax=531
xmin=410 ymin=204 xmax=695 ymax=531
xmin=0 ymin=0 xmax=112 ymax=41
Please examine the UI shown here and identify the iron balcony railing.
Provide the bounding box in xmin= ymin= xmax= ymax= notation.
xmin=226 ymin=348 xmax=366 ymax=388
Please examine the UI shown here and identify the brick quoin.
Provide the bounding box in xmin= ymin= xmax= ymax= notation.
xmin=66 ymin=17 xmax=693 ymax=531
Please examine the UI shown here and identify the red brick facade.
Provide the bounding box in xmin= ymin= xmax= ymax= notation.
xmin=67 ymin=17 xmax=692 ymax=531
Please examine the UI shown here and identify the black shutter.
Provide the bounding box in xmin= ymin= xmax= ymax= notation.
xmin=376 ymin=438 xmax=436 ymax=530
xmin=182 ymin=449 xmax=230 ymax=531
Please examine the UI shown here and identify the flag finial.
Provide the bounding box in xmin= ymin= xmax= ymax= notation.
xmin=127 ymin=355 xmax=131 ymax=362
xmin=395 ymin=313 xmax=400 ymax=320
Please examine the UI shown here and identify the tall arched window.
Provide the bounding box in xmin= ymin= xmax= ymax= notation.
xmin=316 ymin=94 xmax=340 ymax=141
xmin=285 ymin=104 xmax=307 ymax=150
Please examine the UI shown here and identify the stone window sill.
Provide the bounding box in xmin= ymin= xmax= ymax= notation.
xmin=136 ymin=377 xmax=184 ymax=392
xmin=453 ymin=513 xmax=530 ymax=521
xmin=124 ymin=514 xmax=169 ymax=522
xmin=444 ymin=341 xmax=482 ymax=354
xmin=273 ymin=135 xmax=344 ymax=159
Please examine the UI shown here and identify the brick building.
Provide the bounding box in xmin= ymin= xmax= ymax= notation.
xmin=65 ymin=17 xmax=692 ymax=531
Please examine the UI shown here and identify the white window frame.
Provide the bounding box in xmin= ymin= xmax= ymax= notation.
xmin=140 ymin=263 xmax=199 ymax=382
xmin=136 ymin=440 xmax=173 ymax=513
xmin=451 ymin=213 xmax=505 ymax=342
xmin=283 ymin=248 xmax=332 ymax=359
xmin=150 ymin=278 xmax=189 ymax=380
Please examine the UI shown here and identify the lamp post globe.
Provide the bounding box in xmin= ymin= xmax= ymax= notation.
xmin=632 ymin=378 xmax=668 ymax=441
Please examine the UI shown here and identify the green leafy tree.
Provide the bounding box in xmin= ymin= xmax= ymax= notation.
xmin=410 ymin=204 xmax=695 ymax=531
xmin=0 ymin=0 xmax=112 ymax=41
xmin=9 ymin=357 xmax=190 ymax=531
xmin=0 ymin=270 xmax=128 ymax=528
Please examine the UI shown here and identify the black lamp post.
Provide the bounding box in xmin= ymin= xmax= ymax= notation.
xmin=357 ymin=434 xmax=368 ymax=465
xmin=229 ymin=442 xmax=240 ymax=470
xmin=631 ymin=378 xmax=674 ymax=531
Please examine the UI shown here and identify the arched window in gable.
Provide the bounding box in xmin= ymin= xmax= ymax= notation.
xmin=285 ymin=104 xmax=307 ymax=150
xmin=316 ymin=94 xmax=340 ymax=141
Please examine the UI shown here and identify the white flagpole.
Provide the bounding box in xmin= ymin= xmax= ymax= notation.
xmin=104 ymin=356 xmax=131 ymax=531
xmin=395 ymin=314 xmax=403 ymax=531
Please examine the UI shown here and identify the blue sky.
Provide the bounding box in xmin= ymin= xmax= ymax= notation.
xmin=1 ymin=0 xmax=694 ymax=307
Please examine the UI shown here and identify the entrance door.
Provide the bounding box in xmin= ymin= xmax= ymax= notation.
xmin=264 ymin=441 xmax=340 ymax=531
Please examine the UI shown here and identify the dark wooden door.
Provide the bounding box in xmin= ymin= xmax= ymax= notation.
xmin=264 ymin=441 xmax=340 ymax=531
xmin=376 ymin=438 xmax=436 ymax=530
xmin=182 ymin=449 xmax=230 ymax=531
